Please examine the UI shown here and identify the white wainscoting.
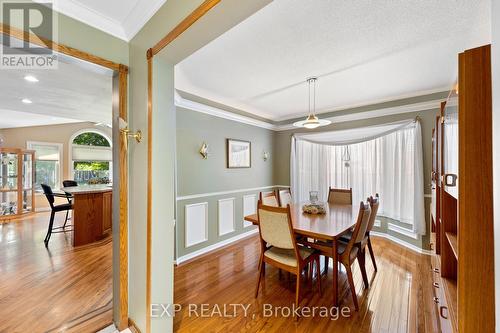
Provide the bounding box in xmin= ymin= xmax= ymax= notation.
xmin=243 ymin=194 xmax=257 ymax=228
xmin=218 ymin=198 xmax=235 ymax=236
xmin=185 ymin=202 xmax=208 ymax=247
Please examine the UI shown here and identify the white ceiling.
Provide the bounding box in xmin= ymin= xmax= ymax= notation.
xmin=175 ymin=0 xmax=491 ymax=122
xmin=0 ymin=51 xmax=113 ymax=129
xmin=0 ymin=109 xmax=81 ymax=129
xmin=52 ymin=0 xmax=167 ymax=41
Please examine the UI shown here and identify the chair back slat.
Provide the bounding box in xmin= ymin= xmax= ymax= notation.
xmin=346 ymin=201 xmax=372 ymax=250
xmin=278 ymin=189 xmax=292 ymax=207
xmin=41 ymin=184 xmax=55 ymax=207
xmin=328 ymin=187 xmax=352 ymax=204
xmin=366 ymin=194 xmax=380 ymax=233
xmin=257 ymin=203 xmax=294 ymax=249
xmin=260 ymin=191 xmax=279 ymax=207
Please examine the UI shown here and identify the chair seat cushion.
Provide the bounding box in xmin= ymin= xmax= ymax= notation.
xmin=264 ymin=246 xmax=315 ymax=267
xmin=339 ymin=231 xmax=369 ymax=247
xmin=337 ymin=239 xmax=359 ymax=260
xmin=314 ymin=239 xmax=358 ymax=260
xmin=339 ymin=230 xmax=353 ymax=243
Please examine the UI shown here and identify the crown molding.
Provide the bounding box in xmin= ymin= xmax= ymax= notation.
xmin=175 ymin=91 xmax=278 ymax=130
xmin=175 ymin=91 xmax=442 ymax=132
xmin=51 ymin=0 xmax=127 ymax=40
xmin=122 ymin=0 xmax=167 ymax=40
xmin=49 ymin=0 xmax=167 ymax=41
xmin=273 ymin=86 xmax=449 ymax=122
xmin=275 ymin=99 xmax=442 ymax=131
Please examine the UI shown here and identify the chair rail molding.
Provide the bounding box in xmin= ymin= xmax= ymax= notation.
xmin=176 ymin=185 xmax=290 ymax=201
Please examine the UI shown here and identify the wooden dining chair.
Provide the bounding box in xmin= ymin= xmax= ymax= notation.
xmin=340 ymin=194 xmax=380 ymax=282
xmin=327 ymin=187 xmax=353 ymax=204
xmin=322 ymin=187 xmax=353 ymax=272
xmin=255 ymin=201 xmax=321 ymax=307
xmin=41 ymin=184 xmax=74 ymax=247
xmin=278 ymin=188 xmax=292 ymax=207
xmin=311 ymin=201 xmax=371 ymax=311
xmin=259 ymin=191 xmax=279 ymax=207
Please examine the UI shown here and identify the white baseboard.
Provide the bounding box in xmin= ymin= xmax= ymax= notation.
xmin=175 ymin=227 xmax=430 ymax=265
xmin=175 ymin=228 xmax=259 ymax=264
xmin=371 ymin=231 xmax=432 ymax=255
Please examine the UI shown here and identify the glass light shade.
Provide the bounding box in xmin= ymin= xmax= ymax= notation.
xmin=293 ymin=114 xmax=331 ymax=129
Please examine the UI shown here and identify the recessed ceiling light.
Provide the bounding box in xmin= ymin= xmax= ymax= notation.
xmin=24 ymin=75 xmax=38 ymax=82
xmin=22 ymin=98 xmax=32 ymax=104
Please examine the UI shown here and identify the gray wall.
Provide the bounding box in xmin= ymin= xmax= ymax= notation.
xmin=0 ymin=2 xmax=129 ymax=65
xmin=128 ymin=2 xmax=271 ymax=331
xmin=176 ymin=107 xmax=275 ymax=195
xmin=175 ymin=107 xmax=275 ymax=258
xmin=274 ymin=95 xmax=444 ymax=250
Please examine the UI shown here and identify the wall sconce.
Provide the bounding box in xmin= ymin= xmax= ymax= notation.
xmin=119 ymin=117 xmax=142 ymax=150
xmin=263 ymin=151 xmax=269 ymax=161
xmin=199 ymin=142 xmax=209 ymax=159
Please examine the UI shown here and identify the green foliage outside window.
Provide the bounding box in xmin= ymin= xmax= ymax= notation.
xmin=73 ymin=132 xmax=110 ymax=147
xmin=74 ymin=161 xmax=109 ymax=171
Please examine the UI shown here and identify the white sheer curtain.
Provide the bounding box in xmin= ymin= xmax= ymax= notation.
xmin=291 ymin=119 xmax=426 ymax=235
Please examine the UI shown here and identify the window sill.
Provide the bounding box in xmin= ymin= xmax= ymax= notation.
xmin=387 ymin=223 xmax=419 ymax=240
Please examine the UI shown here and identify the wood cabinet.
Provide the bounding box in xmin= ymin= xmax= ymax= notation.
xmin=0 ymin=148 xmax=35 ymax=221
xmin=64 ymin=186 xmax=113 ymax=246
xmin=429 ymin=44 xmax=494 ymax=333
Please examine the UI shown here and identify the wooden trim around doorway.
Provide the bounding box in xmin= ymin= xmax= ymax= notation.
xmin=0 ymin=23 xmax=128 ymax=73
xmin=146 ymin=50 xmax=153 ymax=333
xmin=145 ymin=1 xmax=221 ymax=332
xmin=1 ymin=23 xmax=129 ymax=331
xmin=149 ymin=0 xmax=221 ymax=58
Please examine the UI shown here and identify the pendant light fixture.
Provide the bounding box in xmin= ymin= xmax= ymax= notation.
xmin=293 ymin=77 xmax=331 ymax=129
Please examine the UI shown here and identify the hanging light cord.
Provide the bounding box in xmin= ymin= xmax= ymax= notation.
xmin=312 ymin=78 xmax=316 ymax=116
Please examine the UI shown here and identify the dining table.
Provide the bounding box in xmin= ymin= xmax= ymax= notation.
xmin=244 ymin=202 xmax=358 ymax=307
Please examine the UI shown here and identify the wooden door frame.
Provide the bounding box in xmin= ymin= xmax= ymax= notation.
xmin=145 ymin=1 xmax=221 ymax=332
xmin=0 ymin=23 xmax=130 ymax=331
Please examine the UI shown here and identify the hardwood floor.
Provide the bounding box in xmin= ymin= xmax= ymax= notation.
xmin=0 ymin=212 xmax=113 ymax=333
xmin=174 ymin=235 xmax=440 ymax=333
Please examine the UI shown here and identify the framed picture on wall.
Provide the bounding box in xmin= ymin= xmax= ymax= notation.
xmin=226 ymin=139 xmax=251 ymax=168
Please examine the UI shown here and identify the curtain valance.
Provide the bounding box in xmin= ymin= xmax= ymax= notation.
xmin=293 ymin=118 xmax=417 ymax=146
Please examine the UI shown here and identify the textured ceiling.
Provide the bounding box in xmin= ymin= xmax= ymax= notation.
xmin=175 ymin=0 xmax=491 ymax=121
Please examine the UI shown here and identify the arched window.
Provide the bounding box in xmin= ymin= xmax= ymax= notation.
xmin=71 ymin=130 xmax=112 ymax=185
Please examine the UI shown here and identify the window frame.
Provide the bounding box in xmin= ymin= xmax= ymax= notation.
xmin=69 ymin=129 xmax=112 ymax=184
xmin=26 ymin=141 xmax=63 ymax=191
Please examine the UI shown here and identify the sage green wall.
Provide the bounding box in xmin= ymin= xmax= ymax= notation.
xmin=0 ymin=2 xmax=128 ymax=65
xmin=274 ymin=104 xmax=441 ymax=250
xmin=175 ymin=107 xmax=275 ymax=258
xmin=128 ymin=1 xmax=206 ymax=331
xmin=176 ymin=107 xmax=275 ymax=195
xmin=128 ymin=1 xmax=271 ymax=331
